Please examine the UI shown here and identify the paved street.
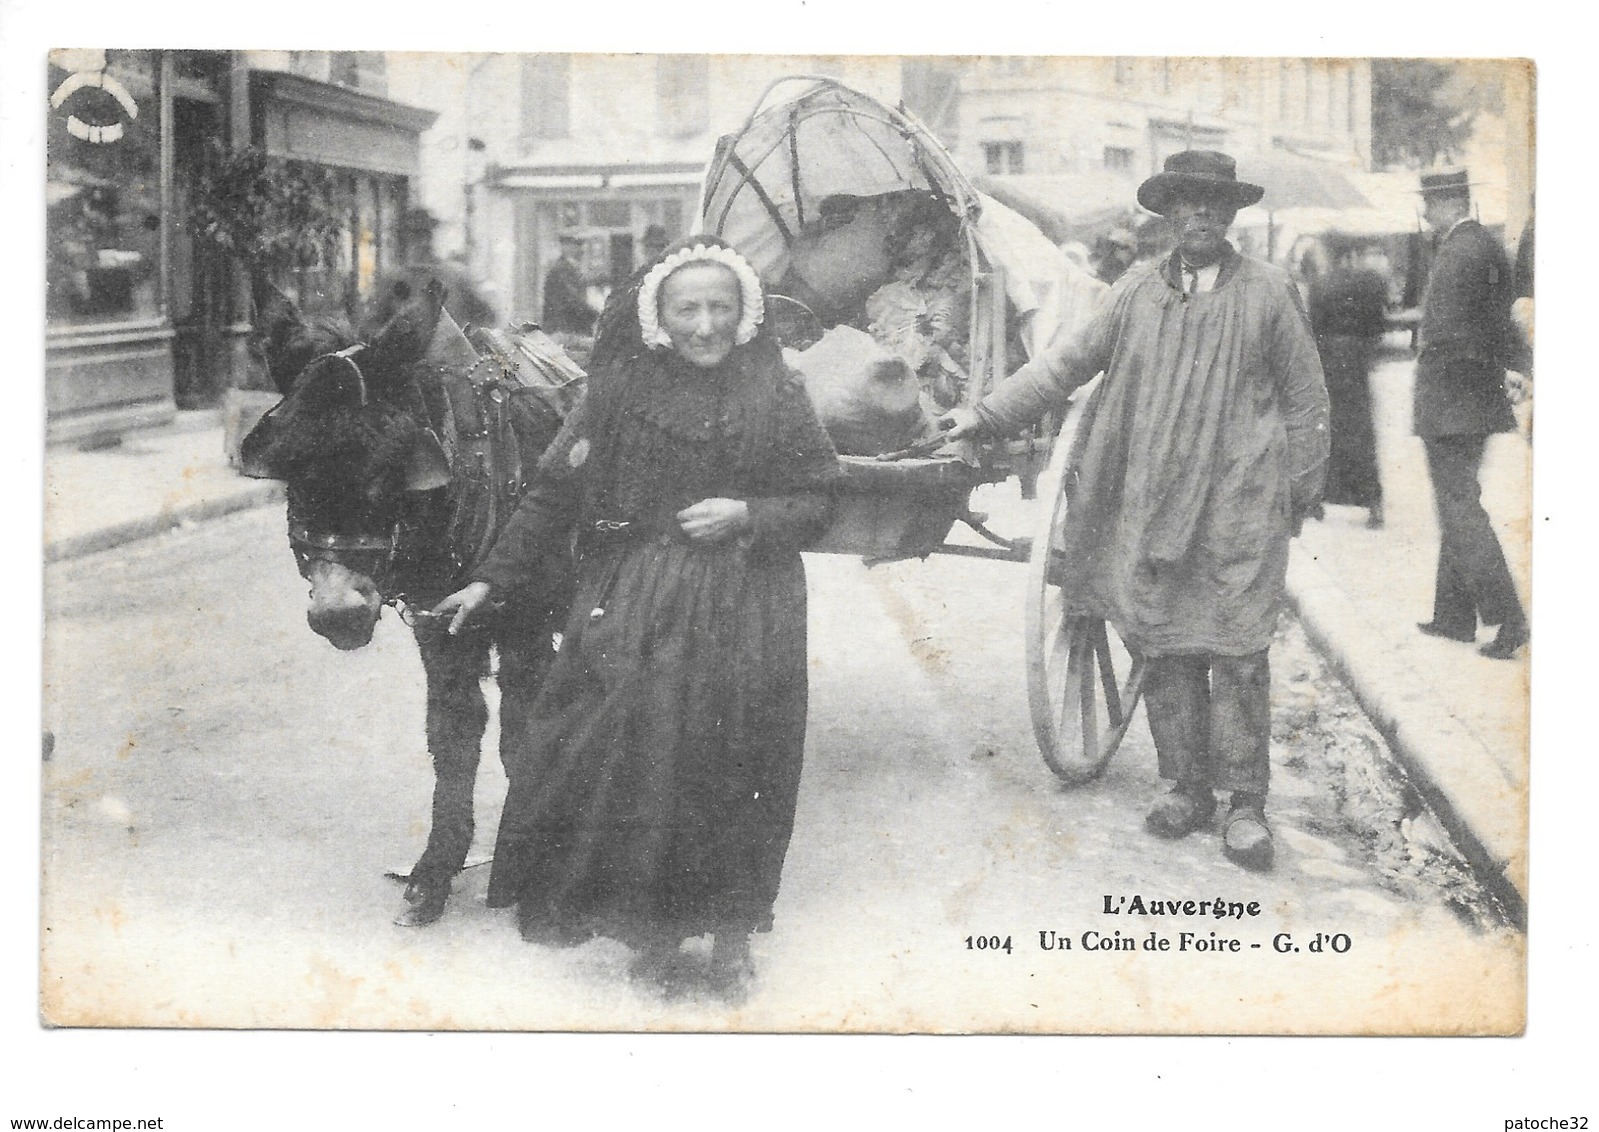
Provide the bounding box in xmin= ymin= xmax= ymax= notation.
xmin=42 ymin=485 xmax=1522 ymax=1032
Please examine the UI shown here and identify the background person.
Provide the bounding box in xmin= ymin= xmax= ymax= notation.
xmin=433 ymin=237 xmax=840 ymax=1000
xmin=1307 ymin=235 xmax=1391 ymax=528
xmin=641 ymin=222 xmax=670 ymax=265
xmin=1410 ymin=170 xmax=1528 ymax=659
xmin=939 ymin=150 xmax=1328 ymax=872
xmin=541 ymin=231 xmax=598 ymax=335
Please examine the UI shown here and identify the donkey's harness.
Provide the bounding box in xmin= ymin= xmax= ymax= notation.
xmin=289 ymin=330 xmax=580 ymax=616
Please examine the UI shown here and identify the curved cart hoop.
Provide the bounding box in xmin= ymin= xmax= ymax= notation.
xmin=1024 ymin=374 xmax=1147 ymax=783
xmin=701 ymin=75 xmax=984 ymax=237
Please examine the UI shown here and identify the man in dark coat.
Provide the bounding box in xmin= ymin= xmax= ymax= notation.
xmin=939 ymin=150 xmax=1329 ymax=871
xmin=1412 ymin=169 xmax=1528 ymax=659
xmin=541 ymin=232 xmax=597 ymax=335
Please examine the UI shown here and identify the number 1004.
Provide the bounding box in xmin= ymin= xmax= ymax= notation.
xmin=966 ymin=935 xmax=1013 ymax=953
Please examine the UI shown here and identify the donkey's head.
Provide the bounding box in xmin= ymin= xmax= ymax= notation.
xmin=242 ymin=278 xmax=453 ymax=650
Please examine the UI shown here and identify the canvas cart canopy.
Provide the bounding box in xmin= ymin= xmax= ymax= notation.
xmin=697 ymin=75 xmax=1101 ymax=369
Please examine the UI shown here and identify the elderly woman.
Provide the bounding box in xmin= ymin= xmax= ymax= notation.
xmin=434 ymin=236 xmax=839 ymax=998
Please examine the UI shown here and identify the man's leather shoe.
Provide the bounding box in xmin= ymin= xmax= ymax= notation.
xmin=1145 ymin=787 xmax=1216 ymax=840
xmin=1479 ymin=621 xmax=1529 ymax=659
xmin=1222 ymin=805 xmax=1274 ymax=872
xmin=395 ymin=877 xmax=450 ymax=927
xmin=1418 ymin=620 xmax=1475 ymax=643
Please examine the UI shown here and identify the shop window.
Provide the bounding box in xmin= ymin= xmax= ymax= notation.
xmin=983 ymin=141 xmax=1025 ymax=176
xmin=1104 ymin=146 xmax=1135 ymax=172
xmin=46 ymin=49 xmax=164 ymax=329
xmin=588 ymin=200 xmax=630 ymax=228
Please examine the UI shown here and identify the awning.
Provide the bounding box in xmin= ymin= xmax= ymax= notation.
xmin=1238 ymin=148 xmax=1373 ymax=212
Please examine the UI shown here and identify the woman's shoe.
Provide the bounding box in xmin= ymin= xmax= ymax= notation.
xmin=517 ymin=909 xmax=591 ymax=948
xmin=628 ymin=938 xmax=687 ymax=989
xmin=707 ymin=932 xmax=755 ymax=1003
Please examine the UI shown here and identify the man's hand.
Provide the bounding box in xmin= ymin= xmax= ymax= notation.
xmin=432 ymin=581 xmax=493 ymax=635
xmin=677 ymin=498 xmax=751 ymax=543
xmin=1511 ymin=296 xmax=1534 ymax=343
xmin=1290 ymin=501 xmax=1324 ymax=538
xmin=934 ymin=406 xmax=988 ymax=442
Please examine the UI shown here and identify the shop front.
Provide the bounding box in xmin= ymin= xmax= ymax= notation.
xmin=489 ymin=163 xmax=702 ymax=325
xmin=248 ymin=69 xmax=437 ymax=317
xmin=45 ymin=49 xmax=237 ymax=444
xmin=45 ymin=50 xmax=436 ymax=446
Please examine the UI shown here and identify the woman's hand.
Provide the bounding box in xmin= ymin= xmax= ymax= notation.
xmin=934 ymin=406 xmax=988 ymax=442
xmin=432 ymin=581 xmax=493 ymax=635
xmin=676 ymin=498 xmax=751 ymax=543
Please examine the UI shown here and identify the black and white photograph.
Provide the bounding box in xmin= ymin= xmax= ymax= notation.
xmin=8 ymin=5 xmax=1587 ymax=1124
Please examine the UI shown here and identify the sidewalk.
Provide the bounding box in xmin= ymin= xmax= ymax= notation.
xmin=43 ymin=410 xmax=283 ymax=563
xmin=42 ymin=370 xmax=1532 ymax=915
xmin=1286 ymin=350 xmax=1531 ymax=917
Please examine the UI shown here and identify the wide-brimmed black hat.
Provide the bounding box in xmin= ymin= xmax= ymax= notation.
xmin=1137 ymin=150 xmax=1265 ymax=215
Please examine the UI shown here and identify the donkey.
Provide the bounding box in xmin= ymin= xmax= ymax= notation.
xmin=242 ymin=277 xmax=581 ymax=926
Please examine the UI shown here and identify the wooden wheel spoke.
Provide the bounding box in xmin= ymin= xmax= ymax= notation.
xmin=1091 ymin=620 xmax=1124 ymax=727
xmin=1123 ymin=656 xmax=1147 ymax=705
xmin=1078 ymin=636 xmax=1100 ymax=759
xmin=1103 ymin=661 xmax=1144 ymax=748
xmin=1057 ymin=621 xmax=1087 ymax=737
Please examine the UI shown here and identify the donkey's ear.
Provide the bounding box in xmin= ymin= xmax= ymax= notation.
xmin=364 ymin=277 xmax=447 ymax=380
xmin=252 ymin=276 xmax=301 ymax=331
xmin=251 ymin=278 xmax=310 ymax=394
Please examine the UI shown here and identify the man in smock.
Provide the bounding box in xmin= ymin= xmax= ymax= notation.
xmin=940 ymin=150 xmax=1329 ymax=870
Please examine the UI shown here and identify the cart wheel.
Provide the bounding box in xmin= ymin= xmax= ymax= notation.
xmin=1024 ymin=393 xmax=1146 ymax=784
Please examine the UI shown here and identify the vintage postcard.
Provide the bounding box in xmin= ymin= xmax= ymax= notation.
xmin=36 ymin=48 xmax=1535 ymax=1047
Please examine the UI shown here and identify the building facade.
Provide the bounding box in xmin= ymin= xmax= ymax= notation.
xmin=948 ymin=57 xmax=1373 ymax=182
xmin=387 ymin=54 xmax=903 ymax=328
xmin=45 ymin=49 xmax=435 ymax=444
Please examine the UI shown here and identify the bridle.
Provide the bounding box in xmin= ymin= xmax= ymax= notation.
xmin=282 ymin=344 xmax=411 ymax=611
xmin=277 ymin=331 xmax=555 ymax=633
xmin=288 ymin=522 xmax=404 ymax=591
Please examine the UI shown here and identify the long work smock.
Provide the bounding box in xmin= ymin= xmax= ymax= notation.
xmin=977 ymin=246 xmax=1329 ymax=656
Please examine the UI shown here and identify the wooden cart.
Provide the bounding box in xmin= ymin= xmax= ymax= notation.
xmin=699 ymin=76 xmax=1142 ymax=781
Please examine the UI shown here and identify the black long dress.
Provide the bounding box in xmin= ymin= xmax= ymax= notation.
xmin=471 ymin=341 xmax=839 ymax=947
xmin=1309 ymin=267 xmax=1389 ymax=510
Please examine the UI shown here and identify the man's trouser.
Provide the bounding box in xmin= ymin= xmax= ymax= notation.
xmin=1423 ymin=435 xmax=1525 ymax=634
xmin=1143 ymin=650 xmax=1271 ymax=797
